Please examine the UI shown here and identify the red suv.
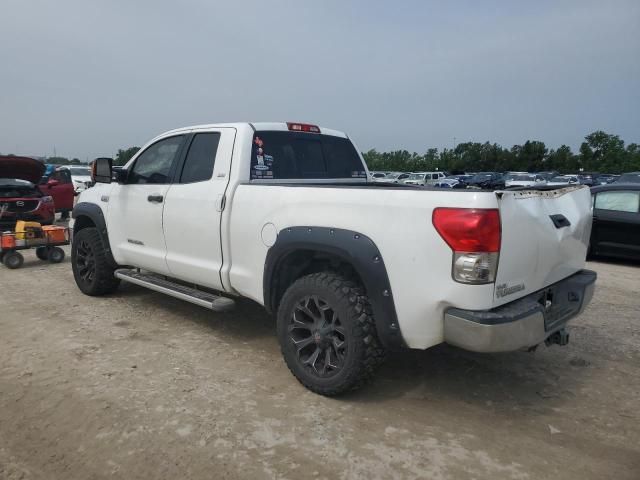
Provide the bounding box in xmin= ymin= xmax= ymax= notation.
xmin=0 ymin=156 xmax=56 ymax=229
xmin=38 ymin=166 xmax=75 ymax=218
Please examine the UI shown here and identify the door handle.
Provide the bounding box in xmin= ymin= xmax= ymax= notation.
xmin=147 ymin=194 xmax=164 ymax=203
xmin=549 ymin=214 xmax=571 ymax=229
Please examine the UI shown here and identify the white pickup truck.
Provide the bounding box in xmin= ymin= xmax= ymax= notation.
xmin=71 ymin=122 xmax=596 ymax=395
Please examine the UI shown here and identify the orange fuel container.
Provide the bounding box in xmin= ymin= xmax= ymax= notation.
xmin=42 ymin=226 xmax=68 ymax=243
xmin=1 ymin=233 xmax=16 ymax=250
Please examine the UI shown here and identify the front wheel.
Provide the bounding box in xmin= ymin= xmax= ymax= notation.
xmin=277 ymin=272 xmax=386 ymax=396
xmin=71 ymin=227 xmax=120 ymax=296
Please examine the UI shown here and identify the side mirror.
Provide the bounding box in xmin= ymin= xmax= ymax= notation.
xmin=47 ymin=179 xmax=60 ymax=187
xmin=92 ymin=157 xmax=113 ymax=184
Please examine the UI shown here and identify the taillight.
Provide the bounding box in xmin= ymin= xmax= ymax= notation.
xmin=433 ymin=208 xmax=501 ymax=284
xmin=287 ymin=122 xmax=320 ymax=133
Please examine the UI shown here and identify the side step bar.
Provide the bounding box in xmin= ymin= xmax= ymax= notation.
xmin=114 ymin=269 xmax=235 ymax=312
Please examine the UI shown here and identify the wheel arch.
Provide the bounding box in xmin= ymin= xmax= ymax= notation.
xmin=72 ymin=202 xmax=118 ymax=268
xmin=264 ymin=227 xmax=405 ymax=349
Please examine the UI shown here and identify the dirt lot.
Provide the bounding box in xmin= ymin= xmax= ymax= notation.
xmin=1 ymin=248 xmax=639 ymax=480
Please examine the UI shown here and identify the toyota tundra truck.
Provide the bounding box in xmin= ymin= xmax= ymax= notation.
xmin=70 ymin=122 xmax=596 ymax=395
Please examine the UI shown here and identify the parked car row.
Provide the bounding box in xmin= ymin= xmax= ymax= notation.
xmin=0 ymin=157 xmax=94 ymax=229
xmin=368 ymin=170 xmax=635 ymax=190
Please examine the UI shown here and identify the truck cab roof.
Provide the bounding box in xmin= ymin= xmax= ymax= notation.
xmin=160 ymin=122 xmax=348 ymax=139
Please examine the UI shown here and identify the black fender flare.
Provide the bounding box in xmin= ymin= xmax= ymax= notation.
xmin=264 ymin=226 xmax=405 ymax=349
xmin=71 ymin=202 xmax=118 ymax=268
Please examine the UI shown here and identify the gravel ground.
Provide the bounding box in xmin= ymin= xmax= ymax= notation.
xmin=0 ymin=247 xmax=638 ymax=480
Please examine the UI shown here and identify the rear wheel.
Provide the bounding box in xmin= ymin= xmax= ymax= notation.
xmin=3 ymin=251 xmax=24 ymax=269
xmin=277 ymin=272 xmax=386 ymax=396
xmin=35 ymin=246 xmax=49 ymax=261
xmin=71 ymin=227 xmax=120 ymax=295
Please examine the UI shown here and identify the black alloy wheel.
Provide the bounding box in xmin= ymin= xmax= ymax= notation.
xmin=75 ymin=238 xmax=95 ymax=283
xmin=71 ymin=227 xmax=120 ymax=296
xmin=288 ymin=295 xmax=347 ymax=378
xmin=277 ymin=272 xmax=386 ymax=396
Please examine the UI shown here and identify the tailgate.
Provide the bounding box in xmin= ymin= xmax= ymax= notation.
xmin=494 ymin=186 xmax=592 ymax=307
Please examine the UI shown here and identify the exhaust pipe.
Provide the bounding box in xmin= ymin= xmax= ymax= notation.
xmin=545 ymin=328 xmax=570 ymax=347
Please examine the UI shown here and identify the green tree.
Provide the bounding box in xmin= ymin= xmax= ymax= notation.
xmin=547 ymin=145 xmax=578 ymax=173
xmin=579 ymin=131 xmax=626 ymax=173
xmin=114 ymin=147 xmax=141 ymax=166
xmin=47 ymin=156 xmax=71 ymax=165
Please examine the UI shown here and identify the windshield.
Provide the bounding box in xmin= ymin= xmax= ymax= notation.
xmin=510 ymin=175 xmax=534 ymax=181
xmin=0 ymin=178 xmax=34 ymax=187
xmin=549 ymin=176 xmax=571 ymax=182
xmin=505 ymin=173 xmax=527 ymax=180
xmin=407 ymin=173 xmax=424 ymax=180
xmin=0 ymin=178 xmax=39 ymax=198
xmin=69 ymin=167 xmax=90 ymax=176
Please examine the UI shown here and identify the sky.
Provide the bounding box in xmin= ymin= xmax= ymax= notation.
xmin=0 ymin=0 xmax=638 ymax=160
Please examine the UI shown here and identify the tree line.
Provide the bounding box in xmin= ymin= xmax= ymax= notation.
xmin=3 ymin=131 xmax=637 ymax=174
xmin=363 ymin=131 xmax=640 ymax=174
xmin=0 ymin=148 xmax=141 ymax=167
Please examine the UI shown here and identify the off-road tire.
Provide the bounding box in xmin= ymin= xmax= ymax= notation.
xmin=71 ymin=227 xmax=120 ymax=296
xmin=277 ymin=272 xmax=386 ymax=396
xmin=35 ymin=246 xmax=49 ymax=261
xmin=3 ymin=251 xmax=24 ymax=269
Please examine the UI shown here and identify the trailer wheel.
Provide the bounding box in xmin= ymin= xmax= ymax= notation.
xmin=36 ymin=246 xmax=49 ymax=261
xmin=48 ymin=247 xmax=65 ymax=263
xmin=3 ymin=251 xmax=24 ymax=269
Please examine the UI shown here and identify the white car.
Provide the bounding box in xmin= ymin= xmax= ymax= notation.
xmin=383 ymin=172 xmax=412 ymax=184
xmin=70 ymin=121 xmax=596 ymax=396
xmin=66 ymin=166 xmax=93 ymax=194
xmin=369 ymin=172 xmax=387 ymax=182
xmin=505 ymin=173 xmax=546 ymax=188
xmin=403 ymin=171 xmax=446 ymax=186
xmin=546 ymin=175 xmax=580 ymax=187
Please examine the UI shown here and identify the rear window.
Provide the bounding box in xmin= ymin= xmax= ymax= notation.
xmin=250 ymin=131 xmax=366 ymax=180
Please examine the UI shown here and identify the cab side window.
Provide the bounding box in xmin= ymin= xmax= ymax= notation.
xmin=179 ymin=133 xmax=220 ymax=184
xmin=128 ymin=136 xmax=185 ymax=185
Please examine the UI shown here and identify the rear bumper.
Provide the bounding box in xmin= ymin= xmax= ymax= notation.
xmin=444 ymin=269 xmax=596 ymax=353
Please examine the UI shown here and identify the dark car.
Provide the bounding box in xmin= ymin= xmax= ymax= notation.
xmin=615 ymin=172 xmax=640 ymax=184
xmin=597 ymin=174 xmax=618 ymax=185
xmin=590 ymin=184 xmax=640 ymax=260
xmin=466 ymin=172 xmax=505 ymax=190
xmin=0 ymin=156 xmax=56 ymax=229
